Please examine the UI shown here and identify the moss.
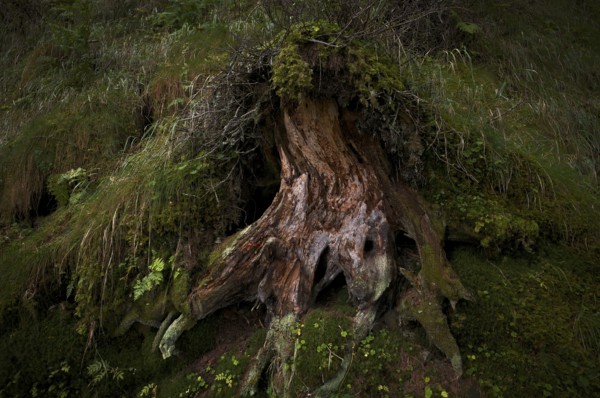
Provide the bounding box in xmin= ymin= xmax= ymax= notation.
xmin=450 ymin=245 xmax=600 ymax=396
xmin=346 ymin=44 xmax=405 ymax=106
xmin=207 ymin=225 xmax=251 ymax=269
xmin=287 ymin=308 xmax=352 ymax=394
xmin=171 ymin=268 xmax=191 ymax=314
xmin=271 ymin=20 xmax=407 ymax=108
xmin=272 ymin=43 xmax=313 ymax=103
xmin=434 ymin=192 xmax=540 ymax=252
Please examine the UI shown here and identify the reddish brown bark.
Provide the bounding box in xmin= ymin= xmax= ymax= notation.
xmin=188 ymin=99 xmax=394 ymax=316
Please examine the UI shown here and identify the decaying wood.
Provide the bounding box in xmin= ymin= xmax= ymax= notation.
xmin=158 ymin=97 xmax=471 ymax=395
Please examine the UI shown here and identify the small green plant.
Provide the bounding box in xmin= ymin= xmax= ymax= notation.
xmin=315 ymin=341 xmax=343 ymax=371
xmin=138 ymin=382 xmax=157 ymax=397
xmin=424 ymin=385 xmax=433 ymax=398
xmin=360 ymin=334 xmax=374 ymax=357
xmin=48 ymin=167 xmax=89 ymax=207
xmin=86 ymin=359 xmax=126 ymax=386
xmin=457 ymin=21 xmax=480 ymax=35
xmin=377 ymin=383 xmax=390 ymax=397
xmin=132 ymin=255 xmax=169 ymax=301
xmin=30 ymin=361 xmax=72 ymax=398
xmin=176 ymin=373 xmax=208 ymax=397
xmin=214 ymin=370 xmax=234 ymax=388
xmin=148 ymin=0 xmax=216 ymax=30
xmin=422 ymin=376 xmax=450 ymax=398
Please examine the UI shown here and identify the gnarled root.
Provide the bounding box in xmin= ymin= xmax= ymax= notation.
xmin=159 ymin=314 xmax=196 ymax=359
xmin=152 ymin=310 xmax=177 ymax=352
xmin=398 ymin=285 xmax=464 ymax=376
xmin=240 ymin=313 xmax=297 ymax=397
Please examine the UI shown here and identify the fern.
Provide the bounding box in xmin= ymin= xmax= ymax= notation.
xmin=87 ymin=360 xmax=105 ymax=385
xmin=87 ymin=359 xmax=126 ymax=386
xmin=132 ymin=257 xmax=165 ymax=301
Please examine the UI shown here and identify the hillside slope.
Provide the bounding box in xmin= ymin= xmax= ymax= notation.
xmin=1 ymin=1 xmax=598 ymax=397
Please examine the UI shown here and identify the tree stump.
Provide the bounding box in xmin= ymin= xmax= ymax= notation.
xmin=159 ymin=97 xmax=471 ymax=395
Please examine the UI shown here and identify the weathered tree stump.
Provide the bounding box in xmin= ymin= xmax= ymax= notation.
xmin=159 ymin=97 xmax=471 ymax=396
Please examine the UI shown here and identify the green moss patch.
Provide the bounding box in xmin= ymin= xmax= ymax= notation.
xmin=450 ymin=245 xmax=600 ymax=396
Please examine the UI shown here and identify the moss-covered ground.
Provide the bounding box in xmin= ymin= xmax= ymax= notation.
xmin=450 ymin=244 xmax=600 ymax=396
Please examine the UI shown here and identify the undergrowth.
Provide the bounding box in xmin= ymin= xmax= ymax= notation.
xmin=412 ymin=0 xmax=600 ymax=250
xmin=409 ymin=47 xmax=600 ymax=250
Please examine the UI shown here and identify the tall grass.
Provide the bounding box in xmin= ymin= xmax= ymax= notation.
xmin=468 ymin=0 xmax=600 ymax=180
xmin=0 ymin=3 xmax=244 ymax=327
xmin=400 ymin=0 xmax=600 ymax=248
